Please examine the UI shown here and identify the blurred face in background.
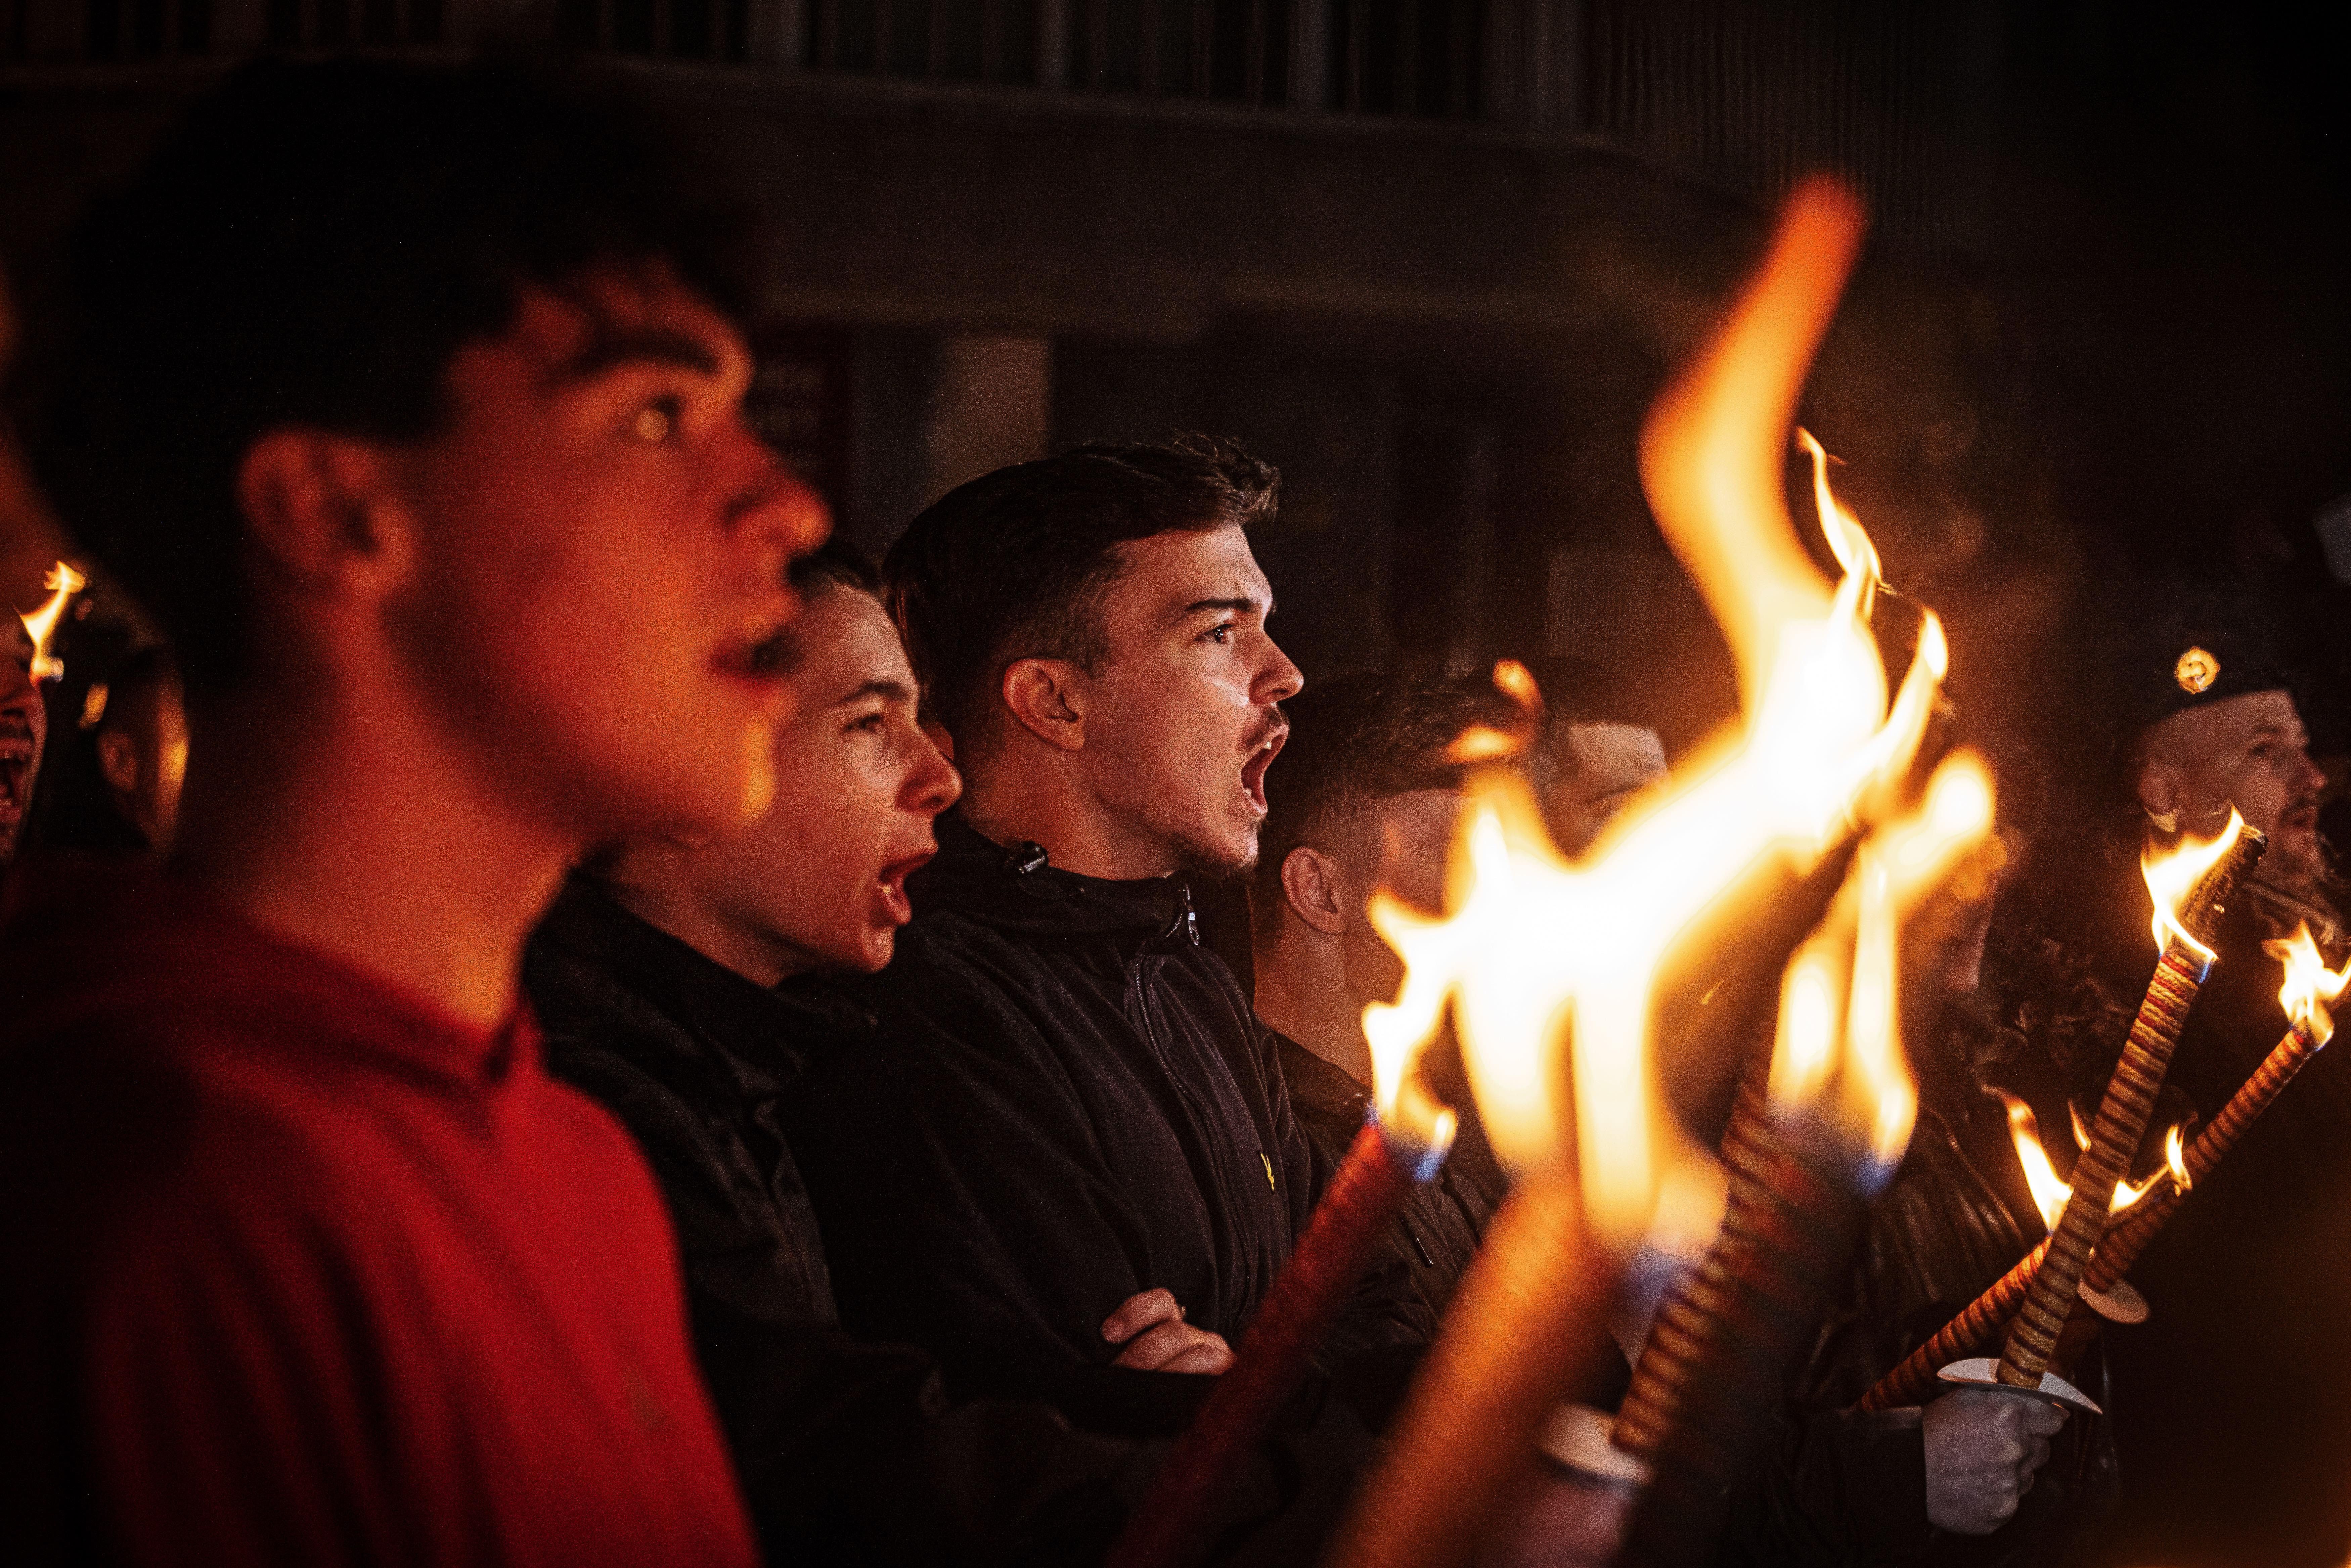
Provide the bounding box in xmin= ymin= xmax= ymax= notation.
xmin=1543 ymin=721 xmax=1670 ymax=857
xmin=0 ymin=619 xmax=47 ymax=866
xmin=95 ymin=667 xmax=188 ymax=853
xmin=2139 ymin=690 xmax=2328 ymax=886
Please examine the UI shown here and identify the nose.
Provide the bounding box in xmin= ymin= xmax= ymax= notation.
xmin=1257 ymin=635 xmax=1304 ymax=706
xmin=726 ymin=436 xmax=833 ymax=584
xmin=905 ymin=729 xmax=963 ymax=817
xmin=2292 ymin=746 xmax=2328 ymax=800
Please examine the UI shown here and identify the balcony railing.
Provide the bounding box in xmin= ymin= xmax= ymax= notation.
xmin=2 ymin=0 xmax=1990 ymax=255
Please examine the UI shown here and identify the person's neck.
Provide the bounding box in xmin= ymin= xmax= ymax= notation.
xmin=599 ymin=858 xmax=797 ymax=990
xmin=171 ymin=666 xmax=572 ymax=1032
xmin=959 ymin=756 xmax=1176 ymax=883
xmin=1253 ymin=926 xmax=1374 ymax=1086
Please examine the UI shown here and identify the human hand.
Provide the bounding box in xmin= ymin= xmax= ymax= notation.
xmin=1923 ymin=1387 xmax=2067 ymax=1534
xmin=1103 ymin=1288 xmax=1235 ymax=1374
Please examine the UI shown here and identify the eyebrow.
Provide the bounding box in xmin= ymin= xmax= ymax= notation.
xmin=553 ymin=326 xmax=725 ymax=385
xmin=1174 ymin=595 xmax=1264 ymax=623
xmin=836 ymin=677 xmax=914 ymax=707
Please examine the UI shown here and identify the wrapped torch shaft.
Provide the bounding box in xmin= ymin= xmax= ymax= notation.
xmin=1612 ymin=1079 xmax=1871 ymax=1568
xmin=1856 ymin=1238 xmax=2052 ymax=1411
xmin=1324 ymin=1165 xmax=1618 ymax=1568
xmin=1109 ymin=1118 xmax=1444 ymax=1568
xmin=2082 ymin=1015 xmax=2325 ymax=1291
xmin=1861 ymin=825 xmax=2266 ymax=1409
xmin=1995 ymin=828 xmax=2266 ymax=1388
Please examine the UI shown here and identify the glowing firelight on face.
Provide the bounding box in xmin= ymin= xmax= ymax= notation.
xmin=1362 ymin=179 xmax=1977 ymax=1258
xmin=19 ymin=561 xmax=85 ymax=683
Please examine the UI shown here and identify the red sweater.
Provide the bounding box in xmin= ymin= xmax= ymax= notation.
xmin=0 ymin=862 xmax=758 ymax=1568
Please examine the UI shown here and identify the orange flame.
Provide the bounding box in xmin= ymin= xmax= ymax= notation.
xmin=2266 ymin=923 xmax=2349 ymax=1045
xmin=1997 ymin=1088 xmax=2179 ymax=1230
xmin=1363 ymin=180 xmax=1976 ymax=1255
xmin=2164 ymin=1122 xmax=2191 ymax=1197
xmin=18 ymin=561 xmax=85 ymax=683
xmin=1768 ymin=751 xmax=1995 ymax=1179
xmin=2143 ymin=810 xmax=2248 ymax=961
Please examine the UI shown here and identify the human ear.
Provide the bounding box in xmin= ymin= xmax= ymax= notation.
xmin=235 ymin=430 xmax=416 ymax=603
xmin=1280 ymin=846 xmax=1350 ymax=937
xmin=2137 ymin=760 xmax=2187 ymax=832
xmin=94 ymin=728 xmax=139 ymax=796
xmin=1000 ymin=659 xmax=1088 ymax=754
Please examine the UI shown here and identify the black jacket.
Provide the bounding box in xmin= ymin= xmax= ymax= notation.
xmin=1270 ymin=1031 xmax=1505 ymax=1323
xmin=524 ymin=875 xmax=1379 ymax=1567
xmin=784 ymin=815 xmax=1428 ymax=1420
xmin=524 ymin=876 xmax=1143 ymax=1564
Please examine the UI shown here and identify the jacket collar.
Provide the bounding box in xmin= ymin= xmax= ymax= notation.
xmin=532 ymin=873 xmax=870 ymax=1081
xmin=909 ymin=811 xmax=1203 ymax=948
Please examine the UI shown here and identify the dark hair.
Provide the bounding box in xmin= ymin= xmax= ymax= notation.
xmin=1248 ymin=672 xmax=1517 ymax=942
xmin=881 ymin=437 xmax=1277 ymax=748
xmin=94 ymin=644 xmax=180 ymax=741
xmin=16 ymin=57 xmax=758 ymax=695
xmin=789 ymin=535 xmax=881 ymax=599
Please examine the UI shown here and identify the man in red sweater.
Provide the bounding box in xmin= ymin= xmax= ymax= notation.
xmin=1 ymin=59 xmax=824 ymax=1565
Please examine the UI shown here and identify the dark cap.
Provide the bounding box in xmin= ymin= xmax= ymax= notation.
xmin=2113 ymin=587 xmax=2293 ymax=739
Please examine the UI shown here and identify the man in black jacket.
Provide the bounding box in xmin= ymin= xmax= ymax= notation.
xmin=785 ymin=441 xmax=1431 ymax=1427
xmin=1246 ymin=672 xmax=1515 ymax=1322
xmin=526 ymin=543 xmax=1372 ymax=1563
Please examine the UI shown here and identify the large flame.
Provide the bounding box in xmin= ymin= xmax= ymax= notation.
xmin=18 ymin=561 xmax=85 ymax=683
xmin=1768 ymin=751 xmax=1994 ymax=1180
xmin=1363 ymin=180 xmax=1975 ymax=1255
xmin=2267 ymin=923 xmax=2349 ymax=1044
xmin=2143 ymin=810 xmax=2248 ymax=961
xmin=1996 ymin=1088 xmax=2177 ymax=1230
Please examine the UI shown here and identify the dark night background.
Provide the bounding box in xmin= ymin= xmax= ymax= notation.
xmin=3 ymin=3 xmax=2350 ymax=1555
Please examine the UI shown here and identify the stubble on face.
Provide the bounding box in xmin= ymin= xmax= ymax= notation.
xmin=1079 ymin=527 xmax=1299 ymax=880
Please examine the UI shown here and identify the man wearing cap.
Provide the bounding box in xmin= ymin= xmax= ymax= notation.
xmin=2085 ymin=608 xmax=2351 ymax=1568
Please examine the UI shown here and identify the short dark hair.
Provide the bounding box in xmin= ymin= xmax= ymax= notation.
xmin=1249 ymin=672 xmax=1517 ymax=942
xmin=16 ymin=57 xmax=758 ymax=695
xmin=881 ymin=437 xmax=1277 ymax=748
xmin=789 ymin=536 xmax=881 ymax=599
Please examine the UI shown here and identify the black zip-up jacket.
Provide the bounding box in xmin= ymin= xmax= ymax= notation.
xmin=523 ymin=875 xmax=1378 ymax=1566
xmin=1270 ymin=1031 xmax=1505 ymax=1321
xmin=784 ymin=815 xmax=1430 ymax=1419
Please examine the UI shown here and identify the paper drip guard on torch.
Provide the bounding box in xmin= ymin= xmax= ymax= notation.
xmin=1937 ymin=819 xmax=2265 ymax=1411
xmin=2057 ymin=924 xmax=2348 ymax=1353
xmin=1107 ymin=1096 xmax=1454 ymax=1568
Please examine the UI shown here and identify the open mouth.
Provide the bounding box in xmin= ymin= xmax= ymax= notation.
xmin=877 ymin=849 xmax=934 ymax=925
xmin=1240 ymin=726 xmax=1286 ymax=815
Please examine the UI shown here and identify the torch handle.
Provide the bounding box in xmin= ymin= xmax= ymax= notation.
xmin=1324 ymin=1167 xmax=1616 ymax=1568
xmin=1854 ymin=1236 xmax=2051 ymax=1411
xmin=2084 ymin=1019 xmax=2322 ymax=1293
xmin=1614 ymin=1118 xmax=1869 ymax=1568
xmin=1110 ymin=1122 xmax=1413 ymax=1568
xmin=1995 ymin=824 xmax=2264 ymax=1387
xmin=1996 ymin=941 xmax=2204 ymax=1384
xmin=1612 ymin=1062 xmax=1776 ymax=1463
